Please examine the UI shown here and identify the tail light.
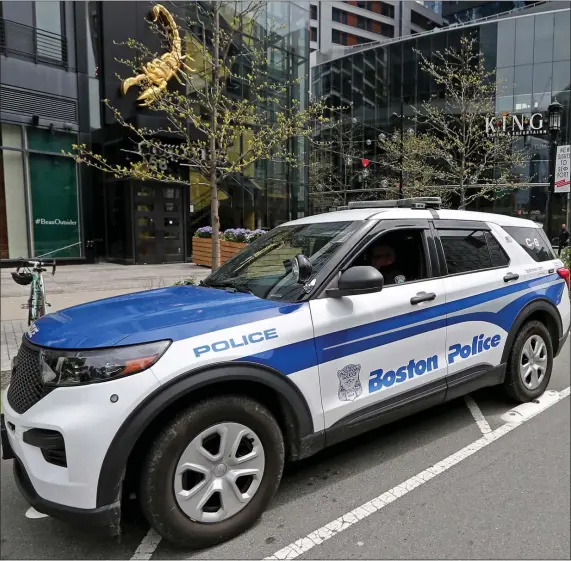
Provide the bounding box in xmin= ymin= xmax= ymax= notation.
xmin=557 ymin=268 xmax=570 ymax=290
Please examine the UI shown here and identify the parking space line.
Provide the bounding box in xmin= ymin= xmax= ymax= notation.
xmin=265 ymin=387 xmax=570 ymax=561
xmin=464 ymin=395 xmax=492 ymax=435
xmin=130 ymin=529 xmax=162 ymax=561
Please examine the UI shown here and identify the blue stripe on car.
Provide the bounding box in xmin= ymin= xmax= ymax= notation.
xmin=241 ymin=275 xmax=564 ymax=373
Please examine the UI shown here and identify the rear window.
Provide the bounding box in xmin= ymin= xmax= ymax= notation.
xmin=503 ymin=226 xmax=555 ymax=262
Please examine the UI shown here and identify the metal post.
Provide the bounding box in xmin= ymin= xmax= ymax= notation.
xmin=545 ymin=131 xmax=558 ymax=242
xmin=399 ymin=41 xmax=404 ymax=200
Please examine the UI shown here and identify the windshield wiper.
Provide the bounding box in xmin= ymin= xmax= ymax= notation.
xmin=202 ymin=280 xmax=253 ymax=294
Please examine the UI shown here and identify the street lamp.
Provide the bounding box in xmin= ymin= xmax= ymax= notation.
xmin=545 ymin=99 xmax=562 ymax=240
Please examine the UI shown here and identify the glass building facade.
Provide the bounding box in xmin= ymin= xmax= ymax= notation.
xmin=311 ymin=4 xmax=570 ymax=238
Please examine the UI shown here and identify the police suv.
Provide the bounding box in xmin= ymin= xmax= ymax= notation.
xmin=2 ymin=197 xmax=570 ymax=548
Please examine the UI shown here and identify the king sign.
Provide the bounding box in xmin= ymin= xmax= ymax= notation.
xmin=485 ymin=112 xmax=546 ymax=136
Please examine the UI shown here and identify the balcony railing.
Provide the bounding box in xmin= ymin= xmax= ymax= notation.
xmin=0 ymin=18 xmax=68 ymax=69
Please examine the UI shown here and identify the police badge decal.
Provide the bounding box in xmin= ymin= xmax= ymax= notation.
xmin=337 ymin=364 xmax=363 ymax=402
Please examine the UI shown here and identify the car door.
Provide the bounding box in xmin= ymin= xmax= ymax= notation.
xmin=309 ymin=220 xmax=448 ymax=443
xmin=433 ymin=220 xmax=518 ymax=399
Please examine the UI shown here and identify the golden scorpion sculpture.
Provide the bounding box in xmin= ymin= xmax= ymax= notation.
xmin=120 ymin=4 xmax=193 ymax=107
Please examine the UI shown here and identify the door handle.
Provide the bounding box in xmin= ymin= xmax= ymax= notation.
xmin=503 ymin=272 xmax=519 ymax=282
xmin=410 ymin=292 xmax=436 ymax=305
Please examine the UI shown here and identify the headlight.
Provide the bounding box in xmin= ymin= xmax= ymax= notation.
xmin=39 ymin=341 xmax=171 ymax=387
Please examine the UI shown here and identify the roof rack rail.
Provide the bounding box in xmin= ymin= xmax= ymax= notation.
xmin=347 ymin=197 xmax=442 ymax=210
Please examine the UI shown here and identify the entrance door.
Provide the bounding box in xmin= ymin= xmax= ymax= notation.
xmin=134 ymin=184 xmax=184 ymax=264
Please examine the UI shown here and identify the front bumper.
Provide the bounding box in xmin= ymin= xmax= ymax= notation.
xmin=13 ymin=454 xmax=121 ymax=533
xmin=2 ymin=411 xmax=120 ymax=532
xmin=1 ymin=367 xmax=161 ymax=520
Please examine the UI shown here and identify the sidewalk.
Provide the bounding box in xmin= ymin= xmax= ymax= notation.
xmin=1 ymin=263 xmax=211 ymax=379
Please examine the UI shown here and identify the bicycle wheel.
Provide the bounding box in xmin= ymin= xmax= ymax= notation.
xmin=27 ymin=291 xmax=33 ymax=326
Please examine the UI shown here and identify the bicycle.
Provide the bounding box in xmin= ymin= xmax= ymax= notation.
xmin=11 ymin=259 xmax=57 ymax=325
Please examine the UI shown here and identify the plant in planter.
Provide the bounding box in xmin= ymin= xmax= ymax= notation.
xmin=221 ymin=228 xmax=250 ymax=264
xmin=192 ymin=226 xmax=215 ymax=267
xmin=194 ymin=226 xmax=213 ymax=238
xmin=223 ymin=228 xmax=250 ymax=243
xmin=246 ymin=229 xmax=265 ymax=244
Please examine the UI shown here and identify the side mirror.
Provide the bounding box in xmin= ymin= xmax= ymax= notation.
xmin=292 ymin=254 xmax=312 ymax=284
xmin=326 ymin=266 xmax=384 ymax=298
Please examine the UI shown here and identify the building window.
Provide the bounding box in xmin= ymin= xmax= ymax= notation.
xmin=332 ymin=7 xmax=348 ymax=24
xmin=0 ymin=124 xmax=81 ymax=260
xmin=310 ymin=4 xmax=318 ymax=20
xmin=357 ymin=15 xmax=366 ymax=29
xmin=381 ymin=22 xmax=394 ymax=37
xmin=410 ymin=9 xmax=439 ymax=31
xmin=34 ymin=1 xmax=62 ymax=35
xmin=332 ymin=29 xmax=341 ymax=44
xmin=380 ymin=2 xmax=395 ymax=18
xmin=0 ymin=126 xmax=28 ymax=259
xmin=311 ymin=26 xmax=318 ymax=42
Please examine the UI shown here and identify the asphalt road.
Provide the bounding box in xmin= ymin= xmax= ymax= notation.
xmin=1 ymin=340 xmax=569 ymax=560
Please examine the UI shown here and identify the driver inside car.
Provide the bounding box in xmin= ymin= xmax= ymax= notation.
xmin=370 ymin=243 xmax=406 ymax=285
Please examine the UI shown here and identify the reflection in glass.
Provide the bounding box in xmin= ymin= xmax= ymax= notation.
xmin=163 ymin=187 xmax=179 ymax=199
xmin=138 ymin=217 xmax=153 ymax=227
xmin=137 ymin=186 xmax=154 ymax=197
xmin=532 ymin=62 xmax=552 ymax=109
xmin=553 ymin=61 xmax=571 ymax=94
xmin=533 ymin=13 xmax=554 ymax=64
xmin=553 ymin=13 xmax=571 ymax=61
xmin=515 ymin=16 xmax=534 ymax=67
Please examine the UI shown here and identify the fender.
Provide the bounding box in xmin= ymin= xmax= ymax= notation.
xmin=96 ymin=362 xmax=316 ymax=507
xmin=500 ymin=299 xmax=563 ymax=364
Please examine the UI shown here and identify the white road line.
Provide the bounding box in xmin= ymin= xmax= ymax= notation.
xmin=265 ymin=386 xmax=570 ymax=561
xmin=130 ymin=529 xmax=162 ymax=561
xmin=464 ymin=395 xmax=492 ymax=435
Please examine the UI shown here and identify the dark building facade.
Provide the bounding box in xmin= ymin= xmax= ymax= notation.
xmin=1 ymin=1 xmax=310 ymax=265
xmin=311 ymin=3 xmax=571 ymax=239
xmin=95 ymin=1 xmax=310 ymax=265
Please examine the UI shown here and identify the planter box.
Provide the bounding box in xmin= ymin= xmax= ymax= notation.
xmin=192 ymin=237 xmax=216 ymax=267
xmin=220 ymin=240 xmax=247 ymax=264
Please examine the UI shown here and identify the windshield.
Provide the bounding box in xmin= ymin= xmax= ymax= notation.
xmin=204 ymin=221 xmax=361 ymax=302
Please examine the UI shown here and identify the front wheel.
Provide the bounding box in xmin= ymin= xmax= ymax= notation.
xmin=27 ymin=285 xmax=46 ymax=325
xmin=504 ymin=320 xmax=553 ymax=403
xmin=139 ymin=395 xmax=285 ymax=549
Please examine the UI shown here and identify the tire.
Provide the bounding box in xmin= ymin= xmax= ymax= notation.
xmin=139 ymin=395 xmax=285 ymax=549
xmin=504 ymin=320 xmax=554 ymax=403
xmin=27 ymin=296 xmax=33 ymax=326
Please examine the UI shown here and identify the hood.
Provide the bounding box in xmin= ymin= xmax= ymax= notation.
xmin=26 ymin=286 xmax=302 ymax=349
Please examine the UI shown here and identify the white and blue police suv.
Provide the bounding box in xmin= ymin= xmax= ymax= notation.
xmin=2 ymin=198 xmax=570 ymax=548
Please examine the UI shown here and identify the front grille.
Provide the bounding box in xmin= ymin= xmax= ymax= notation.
xmin=7 ymin=341 xmax=54 ymax=414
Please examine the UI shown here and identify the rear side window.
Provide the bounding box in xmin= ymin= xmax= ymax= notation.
xmin=439 ymin=230 xmax=492 ymax=274
xmin=485 ymin=232 xmax=510 ymax=267
xmin=503 ymin=226 xmax=555 ymax=262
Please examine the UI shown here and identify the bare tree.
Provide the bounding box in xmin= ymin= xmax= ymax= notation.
xmin=309 ymin=111 xmax=383 ymax=212
xmin=378 ymin=35 xmax=528 ymax=208
xmin=70 ymin=1 xmax=327 ymax=269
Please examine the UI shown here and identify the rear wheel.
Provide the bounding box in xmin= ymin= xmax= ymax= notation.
xmin=139 ymin=395 xmax=285 ymax=549
xmin=504 ymin=320 xmax=553 ymax=403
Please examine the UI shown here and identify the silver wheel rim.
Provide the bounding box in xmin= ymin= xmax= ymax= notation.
xmin=519 ymin=334 xmax=548 ymax=390
xmin=174 ymin=422 xmax=265 ymax=523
